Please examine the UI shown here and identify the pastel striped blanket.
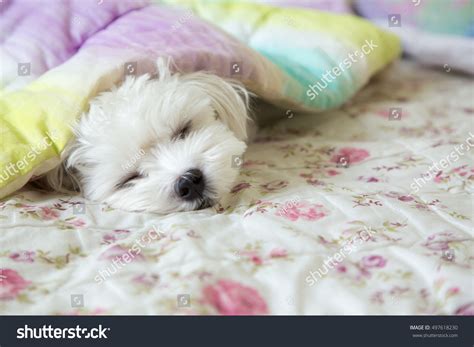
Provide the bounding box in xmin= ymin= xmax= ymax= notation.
xmin=0 ymin=0 xmax=400 ymax=198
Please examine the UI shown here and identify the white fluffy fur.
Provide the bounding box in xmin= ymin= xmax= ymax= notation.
xmin=45 ymin=59 xmax=251 ymax=213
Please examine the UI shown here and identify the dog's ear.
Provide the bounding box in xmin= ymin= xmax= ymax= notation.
xmin=38 ymin=161 xmax=81 ymax=193
xmin=181 ymin=72 xmax=252 ymax=141
xmin=33 ymin=144 xmax=82 ymax=194
xmin=36 ymin=117 xmax=96 ymax=193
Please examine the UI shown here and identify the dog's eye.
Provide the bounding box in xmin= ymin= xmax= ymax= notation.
xmin=173 ymin=122 xmax=191 ymax=140
xmin=116 ymin=172 xmax=143 ymax=189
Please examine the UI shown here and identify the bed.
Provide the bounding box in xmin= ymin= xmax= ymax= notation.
xmin=1 ymin=59 xmax=473 ymax=315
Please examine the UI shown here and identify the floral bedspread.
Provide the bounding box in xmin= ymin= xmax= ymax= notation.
xmin=1 ymin=60 xmax=473 ymax=315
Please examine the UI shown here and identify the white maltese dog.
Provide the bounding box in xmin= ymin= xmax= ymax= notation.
xmin=44 ymin=59 xmax=252 ymax=213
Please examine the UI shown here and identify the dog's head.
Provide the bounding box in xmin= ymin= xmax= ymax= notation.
xmin=57 ymin=60 xmax=250 ymax=213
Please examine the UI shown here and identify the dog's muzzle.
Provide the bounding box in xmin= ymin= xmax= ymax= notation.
xmin=174 ymin=168 xmax=205 ymax=202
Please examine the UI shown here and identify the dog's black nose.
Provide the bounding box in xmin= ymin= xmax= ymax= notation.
xmin=175 ymin=169 xmax=204 ymax=201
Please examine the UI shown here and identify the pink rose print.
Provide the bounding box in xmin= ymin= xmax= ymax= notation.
xmin=103 ymin=234 xmax=117 ymax=244
xmin=447 ymin=287 xmax=460 ymax=296
xmin=260 ymin=180 xmax=288 ymax=192
xmin=361 ymin=255 xmax=387 ymax=268
xmin=39 ymin=207 xmax=60 ymax=220
xmin=17 ymin=203 xmax=35 ymax=209
xmin=67 ymin=219 xmax=86 ymax=228
xmin=99 ymin=245 xmax=144 ymax=262
xmin=241 ymin=160 xmax=266 ymax=167
xmin=433 ymin=171 xmax=444 ymax=183
xmin=452 ymin=165 xmax=474 ymax=178
xmin=132 ymin=274 xmax=160 ymax=287
xmin=203 ymin=280 xmax=268 ymax=315
xmin=277 ymin=201 xmax=328 ymax=222
xmin=455 ymin=302 xmax=474 ymax=315
xmin=424 ymin=233 xmax=456 ymax=251
xmin=326 ymin=169 xmax=340 ymax=176
xmin=270 ymin=248 xmax=287 ymax=258
xmin=9 ymin=251 xmax=35 ymax=263
xmin=358 ymin=176 xmax=379 ymax=183
xmin=398 ymin=195 xmax=414 ymax=202
xmin=114 ymin=229 xmax=130 ymax=235
xmin=230 ymin=182 xmax=251 ymax=194
xmin=331 ymin=147 xmax=370 ymax=166
xmin=249 ymin=254 xmax=263 ymax=265
xmin=238 ymin=251 xmax=263 ymax=265
xmin=102 ymin=229 xmax=130 ymax=244
xmin=0 ymin=269 xmax=31 ymax=300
